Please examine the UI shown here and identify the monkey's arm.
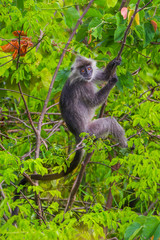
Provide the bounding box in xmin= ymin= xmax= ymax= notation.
xmin=94 ymin=58 xmax=121 ymax=82
xmin=85 ymin=74 xmax=118 ymax=108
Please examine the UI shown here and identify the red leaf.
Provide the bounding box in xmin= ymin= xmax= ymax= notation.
xmin=0 ymin=40 xmax=19 ymax=52
xmin=88 ymin=34 xmax=92 ymax=44
xmin=12 ymin=49 xmax=18 ymax=59
xmin=1 ymin=38 xmax=33 ymax=59
xmin=13 ymin=31 xmax=27 ymax=36
xmin=121 ymin=7 xmax=128 ymax=20
xmin=151 ymin=20 xmax=157 ymax=32
xmin=20 ymin=43 xmax=28 ymax=56
xmin=1 ymin=32 xmax=33 ymax=59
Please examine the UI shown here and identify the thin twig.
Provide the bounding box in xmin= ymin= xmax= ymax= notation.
xmin=0 ymin=88 xmax=44 ymax=101
xmin=15 ymin=30 xmax=37 ymax=136
xmin=0 ymin=113 xmax=32 ymax=130
xmin=15 ymin=28 xmax=43 ymax=223
xmin=0 ymin=132 xmax=17 ymax=143
xmin=100 ymin=0 xmax=141 ymax=118
xmin=64 ymin=151 xmax=94 ymax=213
xmin=137 ymin=0 xmax=153 ymax=12
xmin=0 ymin=143 xmax=7 ymax=151
xmin=143 ymin=198 xmax=159 ymax=216
xmin=35 ymin=0 xmax=95 ymax=159
xmin=0 ymin=54 xmax=12 ymax=59
xmin=117 ymin=0 xmax=141 ymax=59
xmin=0 ymin=181 xmax=12 ymax=214
xmin=46 ymin=120 xmax=63 ymax=139
xmin=36 ymin=29 xmax=44 ymax=52
xmin=0 ymin=59 xmax=13 ymax=67
xmin=10 ymin=182 xmax=46 ymax=224
xmin=18 ymin=82 xmax=37 ymax=136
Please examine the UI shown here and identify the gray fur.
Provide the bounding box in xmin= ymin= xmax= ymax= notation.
xmin=12 ymin=56 xmax=127 ymax=216
xmin=60 ymin=56 xmax=127 ymax=148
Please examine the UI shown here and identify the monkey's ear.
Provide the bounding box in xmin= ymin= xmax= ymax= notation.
xmin=71 ymin=67 xmax=74 ymax=71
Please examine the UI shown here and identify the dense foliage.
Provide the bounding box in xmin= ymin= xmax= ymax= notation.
xmin=0 ymin=0 xmax=160 ymax=239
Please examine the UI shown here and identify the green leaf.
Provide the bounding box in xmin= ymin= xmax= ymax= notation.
xmin=135 ymin=215 xmax=147 ymax=225
xmin=64 ymin=7 xmax=80 ymax=28
xmin=153 ymin=223 xmax=160 ymax=240
xmin=86 ymin=8 xmax=103 ymax=18
xmin=88 ymin=18 xmax=103 ymax=39
xmin=134 ymin=25 xmax=144 ymax=40
xmin=107 ymin=0 xmax=118 ymax=8
xmin=116 ymin=12 xmax=125 ymax=27
xmin=88 ymin=18 xmax=102 ymax=30
xmin=92 ymin=26 xmax=102 ymax=39
xmin=133 ymin=117 xmax=140 ymax=127
xmin=143 ymin=22 xmax=155 ymax=47
xmin=117 ymin=72 xmax=134 ymax=91
xmin=76 ymin=19 xmax=90 ymax=42
xmin=94 ymin=0 xmax=107 ymax=7
xmin=142 ymin=217 xmax=160 ymax=239
xmin=17 ymin=0 xmax=24 ymax=12
xmin=114 ymin=25 xmax=126 ymax=42
xmin=124 ymin=222 xmax=142 ymax=240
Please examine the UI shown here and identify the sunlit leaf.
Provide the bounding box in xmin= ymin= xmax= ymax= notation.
xmin=64 ymin=7 xmax=80 ymax=28
xmin=128 ymin=10 xmax=140 ymax=29
xmin=107 ymin=0 xmax=118 ymax=8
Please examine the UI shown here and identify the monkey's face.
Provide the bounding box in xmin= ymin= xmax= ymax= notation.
xmin=80 ymin=65 xmax=93 ymax=81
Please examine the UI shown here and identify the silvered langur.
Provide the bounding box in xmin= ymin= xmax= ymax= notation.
xmin=12 ymin=56 xmax=127 ymax=214
xmin=59 ymin=56 xmax=127 ymax=173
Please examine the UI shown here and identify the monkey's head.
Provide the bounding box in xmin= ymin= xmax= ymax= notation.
xmin=70 ymin=56 xmax=97 ymax=83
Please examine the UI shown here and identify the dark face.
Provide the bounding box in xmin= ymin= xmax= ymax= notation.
xmin=80 ymin=65 xmax=93 ymax=80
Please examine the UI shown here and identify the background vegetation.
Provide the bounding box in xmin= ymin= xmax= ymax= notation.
xmin=0 ymin=0 xmax=160 ymax=239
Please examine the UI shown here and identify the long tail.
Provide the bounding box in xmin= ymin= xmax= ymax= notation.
xmin=12 ymin=149 xmax=83 ymax=215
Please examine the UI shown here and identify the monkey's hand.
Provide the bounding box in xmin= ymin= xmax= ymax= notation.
xmin=104 ymin=57 xmax=121 ymax=80
xmin=107 ymin=57 xmax=122 ymax=70
xmin=109 ymin=73 xmax=118 ymax=85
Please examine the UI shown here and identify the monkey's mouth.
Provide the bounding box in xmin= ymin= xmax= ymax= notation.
xmin=86 ymin=77 xmax=92 ymax=81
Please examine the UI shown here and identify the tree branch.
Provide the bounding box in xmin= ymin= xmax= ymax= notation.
xmin=100 ymin=0 xmax=141 ymax=118
xmin=64 ymin=151 xmax=94 ymax=213
xmin=64 ymin=0 xmax=143 ymax=214
xmin=137 ymin=0 xmax=153 ymax=12
xmin=35 ymin=0 xmax=95 ymax=159
xmin=15 ymin=29 xmax=43 ymax=224
xmin=10 ymin=182 xmax=46 ymax=224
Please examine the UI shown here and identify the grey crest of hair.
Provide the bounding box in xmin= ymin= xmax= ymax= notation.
xmin=60 ymin=55 xmax=127 ymax=146
xmin=12 ymin=55 xmax=127 ymax=215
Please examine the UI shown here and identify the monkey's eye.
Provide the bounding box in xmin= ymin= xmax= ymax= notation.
xmin=87 ymin=67 xmax=91 ymax=70
xmin=81 ymin=69 xmax=85 ymax=73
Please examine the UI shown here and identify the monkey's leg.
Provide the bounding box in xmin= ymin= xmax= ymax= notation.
xmin=86 ymin=117 xmax=127 ymax=148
